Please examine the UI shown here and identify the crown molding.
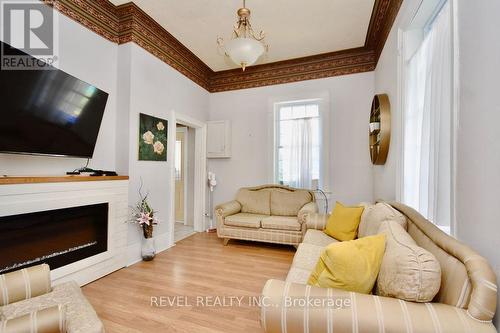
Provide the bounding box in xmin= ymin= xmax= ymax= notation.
xmin=365 ymin=0 xmax=404 ymax=61
xmin=116 ymin=3 xmax=212 ymax=89
xmin=44 ymin=0 xmax=212 ymax=90
xmin=44 ymin=0 xmax=402 ymax=92
xmin=44 ymin=0 xmax=120 ymax=43
xmin=209 ymin=48 xmax=376 ymax=92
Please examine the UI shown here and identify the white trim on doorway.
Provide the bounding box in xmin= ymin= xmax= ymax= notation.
xmin=169 ymin=111 xmax=207 ymax=245
xmin=175 ymin=126 xmax=189 ymax=226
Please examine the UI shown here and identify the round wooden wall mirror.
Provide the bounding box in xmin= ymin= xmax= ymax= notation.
xmin=369 ymin=94 xmax=391 ymax=165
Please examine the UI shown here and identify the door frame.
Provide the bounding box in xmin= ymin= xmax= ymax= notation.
xmin=169 ymin=110 xmax=207 ymax=245
xmin=175 ymin=126 xmax=189 ymax=225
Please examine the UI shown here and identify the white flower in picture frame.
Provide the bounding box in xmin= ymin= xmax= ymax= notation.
xmin=142 ymin=131 xmax=154 ymax=145
xmin=153 ymin=141 xmax=165 ymax=155
xmin=156 ymin=121 xmax=165 ymax=131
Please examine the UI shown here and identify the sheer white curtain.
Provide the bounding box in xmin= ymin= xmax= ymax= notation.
xmin=284 ymin=118 xmax=313 ymax=188
xmin=403 ymin=1 xmax=451 ymax=226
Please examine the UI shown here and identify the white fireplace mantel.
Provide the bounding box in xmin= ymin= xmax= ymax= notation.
xmin=0 ymin=176 xmax=129 ymax=286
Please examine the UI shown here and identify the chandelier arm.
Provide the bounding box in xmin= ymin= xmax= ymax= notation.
xmin=247 ymin=28 xmax=266 ymax=41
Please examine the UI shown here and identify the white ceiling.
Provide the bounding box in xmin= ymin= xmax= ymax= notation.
xmin=110 ymin=0 xmax=375 ymax=71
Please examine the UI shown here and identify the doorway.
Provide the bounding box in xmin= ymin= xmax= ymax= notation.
xmin=168 ymin=111 xmax=207 ymax=246
xmin=174 ymin=125 xmax=195 ymax=241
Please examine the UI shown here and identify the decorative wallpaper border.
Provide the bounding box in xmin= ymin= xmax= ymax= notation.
xmin=210 ymin=48 xmax=376 ymax=92
xmin=44 ymin=0 xmax=402 ymax=92
xmin=366 ymin=0 xmax=404 ymax=61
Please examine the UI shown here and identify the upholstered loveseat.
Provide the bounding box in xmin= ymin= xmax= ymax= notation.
xmin=215 ymin=185 xmax=317 ymax=246
xmin=261 ymin=202 xmax=498 ymax=333
xmin=0 ymin=264 xmax=104 ymax=333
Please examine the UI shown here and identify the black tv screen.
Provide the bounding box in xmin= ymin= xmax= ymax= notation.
xmin=0 ymin=41 xmax=108 ymax=158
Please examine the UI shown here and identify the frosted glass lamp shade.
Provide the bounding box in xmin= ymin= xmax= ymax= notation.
xmin=225 ymin=37 xmax=265 ymax=69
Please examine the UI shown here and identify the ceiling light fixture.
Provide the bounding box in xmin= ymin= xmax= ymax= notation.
xmin=217 ymin=0 xmax=268 ymax=71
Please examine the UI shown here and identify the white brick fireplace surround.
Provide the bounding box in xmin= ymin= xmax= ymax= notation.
xmin=0 ymin=177 xmax=128 ymax=286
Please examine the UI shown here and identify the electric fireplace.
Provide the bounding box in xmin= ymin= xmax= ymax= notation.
xmin=0 ymin=203 xmax=108 ymax=274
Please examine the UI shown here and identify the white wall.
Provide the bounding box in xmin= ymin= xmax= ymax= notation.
xmin=208 ymin=72 xmax=375 ymax=208
xmin=0 ymin=13 xmax=118 ymax=175
xmin=374 ymin=0 xmax=500 ymax=326
xmin=454 ymin=0 xmax=500 ymax=327
xmin=118 ymin=44 xmax=209 ymax=260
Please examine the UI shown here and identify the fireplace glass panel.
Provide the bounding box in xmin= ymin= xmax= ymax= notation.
xmin=0 ymin=203 xmax=108 ymax=274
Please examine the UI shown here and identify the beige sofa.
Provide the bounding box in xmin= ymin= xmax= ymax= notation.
xmin=215 ymin=185 xmax=317 ymax=246
xmin=0 ymin=264 xmax=104 ymax=333
xmin=261 ymin=202 xmax=498 ymax=333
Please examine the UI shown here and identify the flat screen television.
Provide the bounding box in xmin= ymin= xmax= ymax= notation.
xmin=0 ymin=41 xmax=109 ymax=158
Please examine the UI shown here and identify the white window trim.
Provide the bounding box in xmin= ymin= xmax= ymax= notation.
xmin=395 ymin=0 xmax=459 ymax=236
xmin=267 ymin=91 xmax=331 ymax=192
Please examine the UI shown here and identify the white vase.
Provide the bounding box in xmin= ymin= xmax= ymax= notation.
xmin=141 ymin=237 xmax=156 ymax=261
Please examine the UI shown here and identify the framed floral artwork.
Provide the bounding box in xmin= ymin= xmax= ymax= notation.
xmin=138 ymin=113 xmax=167 ymax=161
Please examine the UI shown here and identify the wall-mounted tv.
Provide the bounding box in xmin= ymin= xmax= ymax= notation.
xmin=0 ymin=41 xmax=109 ymax=158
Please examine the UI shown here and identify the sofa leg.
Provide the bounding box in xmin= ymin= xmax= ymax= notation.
xmin=223 ymin=238 xmax=230 ymax=246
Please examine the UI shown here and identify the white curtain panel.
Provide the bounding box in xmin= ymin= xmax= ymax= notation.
xmin=403 ymin=1 xmax=451 ymax=226
xmin=285 ymin=118 xmax=313 ymax=189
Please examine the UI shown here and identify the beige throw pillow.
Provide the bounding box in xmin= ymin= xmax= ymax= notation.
xmin=358 ymin=202 xmax=407 ymax=238
xmin=236 ymin=189 xmax=270 ymax=215
xmin=376 ymin=220 xmax=441 ymax=302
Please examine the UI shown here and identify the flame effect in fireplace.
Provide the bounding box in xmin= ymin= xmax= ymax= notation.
xmin=0 ymin=241 xmax=98 ymax=274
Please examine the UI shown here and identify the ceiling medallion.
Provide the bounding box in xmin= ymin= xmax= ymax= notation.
xmin=217 ymin=0 xmax=268 ymax=71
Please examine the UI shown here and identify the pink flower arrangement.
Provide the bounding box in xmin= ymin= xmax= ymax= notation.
xmin=129 ymin=193 xmax=159 ymax=239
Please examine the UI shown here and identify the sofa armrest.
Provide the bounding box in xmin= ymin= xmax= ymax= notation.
xmin=215 ymin=200 xmax=241 ymax=218
xmin=261 ymin=279 xmax=497 ymax=333
xmin=305 ymin=213 xmax=329 ymax=230
xmin=0 ymin=305 xmax=65 ymax=333
xmin=0 ymin=264 xmax=51 ymax=306
xmin=297 ymin=202 xmax=318 ymax=224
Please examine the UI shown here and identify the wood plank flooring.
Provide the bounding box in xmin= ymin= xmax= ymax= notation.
xmin=82 ymin=232 xmax=295 ymax=333
xmin=174 ymin=223 xmax=195 ymax=242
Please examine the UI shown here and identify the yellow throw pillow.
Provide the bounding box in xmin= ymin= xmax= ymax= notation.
xmin=324 ymin=202 xmax=364 ymax=241
xmin=307 ymin=234 xmax=386 ymax=294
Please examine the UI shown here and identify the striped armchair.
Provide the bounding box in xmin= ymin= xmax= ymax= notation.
xmin=0 ymin=264 xmax=103 ymax=333
xmin=261 ymin=202 xmax=497 ymax=333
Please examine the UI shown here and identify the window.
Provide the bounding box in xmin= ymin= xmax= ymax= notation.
xmin=274 ymin=100 xmax=321 ymax=189
xmin=402 ymin=0 xmax=453 ymax=231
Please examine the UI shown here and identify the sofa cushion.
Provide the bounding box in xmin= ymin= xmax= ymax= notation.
xmin=358 ymin=202 xmax=407 ymax=238
xmin=236 ymin=189 xmax=271 ymax=215
xmin=376 ymin=220 xmax=441 ymax=302
xmin=302 ymin=229 xmax=338 ymax=247
xmin=0 ymin=305 xmax=66 ymax=333
xmin=308 ymin=234 xmax=386 ymax=294
xmin=1 ymin=281 xmax=104 ymax=333
xmin=224 ymin=213 xmax=267 ymax=229
xmin=270 ymin=190 xmax=312 ymax=216
xmin=286 ymin=267 xmax=311 ymax=284
xmin=261 ymin=216 xmax=301 ymax=231
xmin=0 ymin=264 xmax=51 ymax=306
xmin=290 ymin=243 xmax=324 ymax=271
xmin=324 ymin=202 xmax=364 ymax=241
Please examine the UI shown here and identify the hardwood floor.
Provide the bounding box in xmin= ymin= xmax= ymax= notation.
xmin=82 ymin=232 xmax=295 ymax=333
xmin=174 ymin=222 xmax=195 ymax=242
